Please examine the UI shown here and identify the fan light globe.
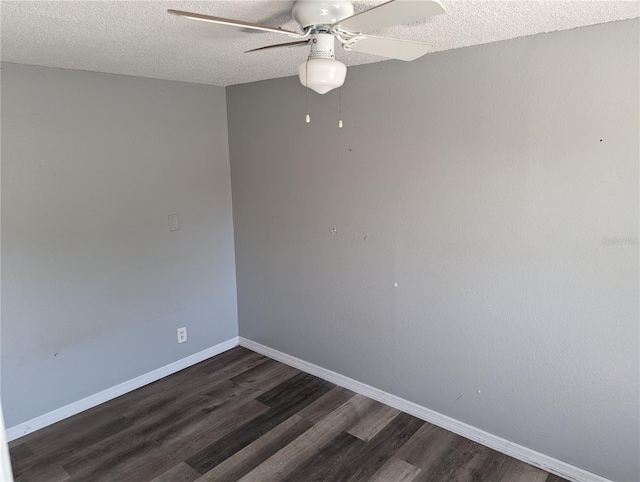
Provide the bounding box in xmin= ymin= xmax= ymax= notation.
xmin=298 ymin=58 xmax=347 ymax=95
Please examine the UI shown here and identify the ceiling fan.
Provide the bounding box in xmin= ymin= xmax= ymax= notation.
xmin=168 ymin=0 xmax=445 ymax=94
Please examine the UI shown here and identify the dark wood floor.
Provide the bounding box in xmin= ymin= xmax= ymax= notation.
xmin=9 ymin=346 xmax=568 ymax=481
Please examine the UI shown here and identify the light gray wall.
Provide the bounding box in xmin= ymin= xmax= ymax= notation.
xmin=227 ymin=19 xmax=639 ymax=482
xmin=1 ymin=63 xmax=238 ymax=427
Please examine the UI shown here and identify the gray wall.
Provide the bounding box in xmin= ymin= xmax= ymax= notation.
xmin=227 ymin=19 xmax=639 ymax=482
xmin=1 ymin=63 xmax=238 ymax=427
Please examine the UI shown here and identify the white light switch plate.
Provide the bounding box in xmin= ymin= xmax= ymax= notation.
xmin=168 ymin=213 xmax=180 ymax=231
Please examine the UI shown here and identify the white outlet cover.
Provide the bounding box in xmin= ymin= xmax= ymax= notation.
xmin=177 ymin=327 xmax=187 ymax=343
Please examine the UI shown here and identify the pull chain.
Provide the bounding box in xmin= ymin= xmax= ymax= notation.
xmin=305 ymin=59 xmax=310 ymax=123
xmin=338 ymin=87 xmax=343 ymax=128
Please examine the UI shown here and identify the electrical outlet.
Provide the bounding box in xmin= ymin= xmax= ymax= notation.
xmin=177 ymin=327 xmax=187 ymax=343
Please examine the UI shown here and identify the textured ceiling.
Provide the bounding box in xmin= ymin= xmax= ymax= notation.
xmin=1 ymin=1 xmax=639 ymax=87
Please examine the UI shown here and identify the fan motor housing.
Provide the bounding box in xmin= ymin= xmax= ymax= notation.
xmin=292 ymin=0 xmax=354 ymax=29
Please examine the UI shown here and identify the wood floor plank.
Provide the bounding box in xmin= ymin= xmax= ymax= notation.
xmin=7 ymin=443 xmax=34 ymax=477
xmin=238 ymin=394 xmax=381 ymax=481
xmin=59 ymin=379 xmax=248 ymax=474
xmin=138 ymin=381 xmax=261 ymax=448
xmin=13 ymin=406 xmax=131 ymax=458
xmin=120 ymin=349 xmax=268 ymax=420
xmin=369 ymin=457 xmax=421 ymax=482
xmin=14 ymin=462 xmax=70 ymax=482
xmin=68 ymin=437 xmax=164 ymax=481
xmin=229 ymin=358 xmax=300 ymax=392
xmin=151 ymin=462 xmax=200 ymax=482
xmin=255 ymin=372 xmax=333 ymax=407
xmin=336 ymin=411 xmax=425 ymax=481
xmin=396 ymin=421 xmax=468 ymax=473
xmin=347 ymin=402 xmax=400 ymax=442
xmin=282 ymin=432 xmax=367 ymax=482
xmin=497 ymin=457 xmax=550 ymax=482
xmin=10 ymin=416 xmax=131 ymax=479
xmin=196 ymin=346 xmax=269 ymax=379
xmin=73 ymin=399 xmax=268 ymax=482
xmin=296 ymin=386 xmax=356 ymax=423
xmin=114 ymin=399 xmax=271 ymax=482
xmin=195 ymin=415 xmax=314 ymax=481
xmin=6 ymin=443 xmax=32 ymax=461
xmin=465 ymin=444 xmax=553 ymax=482
xmin=13 ymin=352 xmax=266 ymax=481
xmin=185 ymin=373 xmax=334 ymax=474
xmin=449 ymin=444 xmax=507 ymax=482
xmin=413 ymin=438 xmax=486 ymax=481
xmin=61 ymin=391 xmax=268 ymax=480
xmin=463 ymin=443 xmax=514 ymax=482
xmin=416 ymin=437 xmax=475 ymax=481
xmin=10 ymin=347 xmax=265 ymax=459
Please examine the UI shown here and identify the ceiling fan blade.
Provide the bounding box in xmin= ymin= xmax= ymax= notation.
xmin=167 ymin=9 xmax=305 ymax=38
xmin=245 ymin=40 xmax=310 ymax=53
xmin=335 ymin=0 xmax=445 ymax=34
xmin=347 ymin=35 xmax=433 ymax=61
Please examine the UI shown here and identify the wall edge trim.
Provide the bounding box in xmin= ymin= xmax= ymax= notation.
xmin=238 ymin=336 xmax=611 ymax=482
xmin=6 ymin=336 xmax=240 ymax=442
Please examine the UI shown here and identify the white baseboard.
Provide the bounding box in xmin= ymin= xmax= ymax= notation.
xmin=238 ymin=337 xmax=610 ymax=482
xmin=6 ymin=336 xmax=239 ymax=442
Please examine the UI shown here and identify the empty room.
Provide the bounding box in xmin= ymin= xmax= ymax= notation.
xmin=1 ymin=1 xmax=638 ymax=481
